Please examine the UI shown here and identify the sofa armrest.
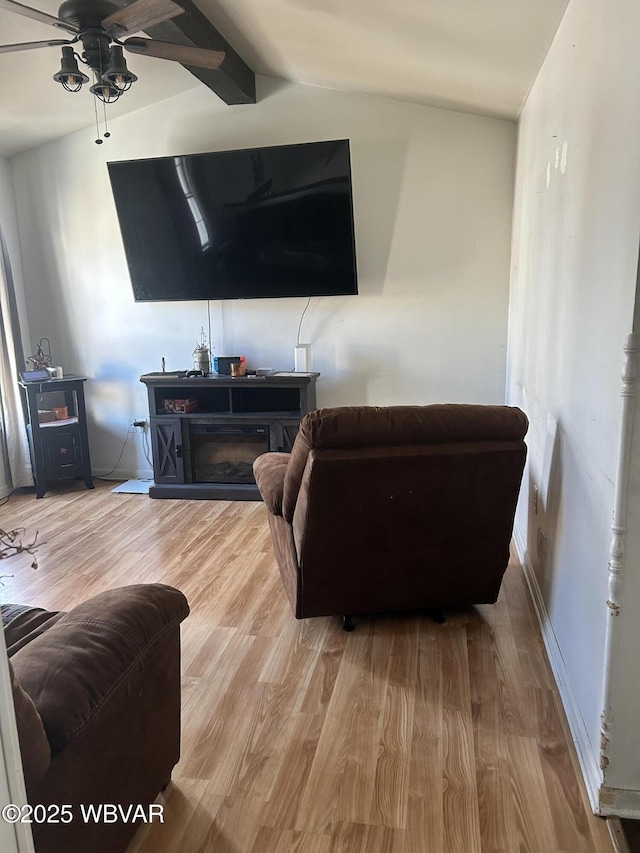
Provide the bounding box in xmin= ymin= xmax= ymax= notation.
xmin=10 ymin=584 xmax=189 ymax=753
xmin=8 ymin=659 xmax=51 ymax=785
xmin=253 ymin=452 xmax=290 ymax=515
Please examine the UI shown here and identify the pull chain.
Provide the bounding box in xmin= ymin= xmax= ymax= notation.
xmin=102 ymin=99 xmax=111 ymax=139
xmin=98 ymin=50 xmax=110 ymax=140
xmin=93 ymin=81 xmax=103 ymax=145
xmin=91 ymin=51 xmax=111 ymax=143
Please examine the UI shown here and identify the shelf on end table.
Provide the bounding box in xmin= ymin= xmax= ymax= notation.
xmin=38 ymin=417 xmax=79 ymax=428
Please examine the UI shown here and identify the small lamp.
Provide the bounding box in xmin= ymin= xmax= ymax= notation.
xmin=90 ymin=77 xmax=121 ymax=103
xmin=52 ymin=46 xmax=89 ymax=92
xmin=103 ymin=45 xmax=138 ymax=92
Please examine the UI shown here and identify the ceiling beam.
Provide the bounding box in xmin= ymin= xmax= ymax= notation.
xmin=140 ymin=0 xmax=256 ymax=105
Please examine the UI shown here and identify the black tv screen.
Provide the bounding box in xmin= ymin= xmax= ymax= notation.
xmin=107 ymin=139 xmax=358 ymax=302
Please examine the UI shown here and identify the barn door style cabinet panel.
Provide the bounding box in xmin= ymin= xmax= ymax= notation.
xmin=141 ymin=372 xmax=319 ymax=500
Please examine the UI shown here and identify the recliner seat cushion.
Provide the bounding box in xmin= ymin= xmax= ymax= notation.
xmin=3 ymin=605 xmax=65 ymax=655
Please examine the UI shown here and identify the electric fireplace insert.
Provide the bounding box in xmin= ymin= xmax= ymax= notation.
xmin=190 ymin=423 xmax=269 ymax=485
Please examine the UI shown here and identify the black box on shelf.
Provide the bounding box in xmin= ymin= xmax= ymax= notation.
xmin=213 ymin=356 xmax=241 ymax=375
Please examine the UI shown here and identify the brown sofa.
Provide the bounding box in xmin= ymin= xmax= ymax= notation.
xmin=254 ymin=404 xmax=528 ymax=626
xmin=4 ymin=583 xmax=189 ymax=853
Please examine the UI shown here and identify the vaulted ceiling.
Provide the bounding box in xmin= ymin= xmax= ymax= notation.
xmin=0 ymin=0 xmax=570 ymax=157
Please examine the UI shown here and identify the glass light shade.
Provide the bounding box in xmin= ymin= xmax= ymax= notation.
xmin=53 ymin=46 xmax=89 ymax=92
xmin=103 ymin=45 xmax=138 ymax=92
xmin=90 ymin=79 xmax=121 ymax=103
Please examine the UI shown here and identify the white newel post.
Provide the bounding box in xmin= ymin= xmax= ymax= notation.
xmin=599 ymin=331 xmax=640 ymax=782
xmin=0 ymin=624 xmax=34 ymax=852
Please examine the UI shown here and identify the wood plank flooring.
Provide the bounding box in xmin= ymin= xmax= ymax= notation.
xmin=0 ymin=481 xmax=613 ymax=853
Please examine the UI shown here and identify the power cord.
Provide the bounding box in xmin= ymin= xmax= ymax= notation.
xmin=94 ymin=424 xmax=154 ymax=482
xmin=296 ymin=296 xmax=311 ymax=346
xmin=291 ymin=297 xmax=313 ymax=370
xmin=93 ymin=425 xmax=134 ymax=480
xmin=141 ymin=426 xmax=153 ymax=469
xmin=0 ymin=487 xmax=21 ymax=507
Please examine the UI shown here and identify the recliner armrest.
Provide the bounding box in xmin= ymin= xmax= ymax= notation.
xmin=253 ymin=452 xmax=290 ymax=515
xmin=10 ymin=584 xmax=189 ymax=753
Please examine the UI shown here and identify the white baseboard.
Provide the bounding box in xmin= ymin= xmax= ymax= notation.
xmin=512 ymin=526 xmax=603 ymax=813
xmin=516 ymin=561 xmax=640 ymax=819
xmin=92 ymin=467 xmax=154 ymax=481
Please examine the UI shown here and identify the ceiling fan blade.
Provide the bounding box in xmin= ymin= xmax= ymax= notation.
xmin=0 ymin=38 xmax=70 ymax=53
xmin=0 ymin=0 xmax=78 ymax=33
xmin=102 ymin=0 xmax=184 ymax=35
xmin=124 ymin=37 xmax=225 ymax=70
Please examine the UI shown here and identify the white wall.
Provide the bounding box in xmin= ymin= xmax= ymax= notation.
xmin=507 ymin=0 xmax=640 ymax=811
xmin=10 ymin=76 xmax=516 ymax=478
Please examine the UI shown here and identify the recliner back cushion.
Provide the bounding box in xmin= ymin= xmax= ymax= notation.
xmin=305 ymin=404 xmax=527 ymax=448
xmin=291 ymin=439 xmax=527 ymax=616
xmin=283 ymin=404 xmax=528 ymax=522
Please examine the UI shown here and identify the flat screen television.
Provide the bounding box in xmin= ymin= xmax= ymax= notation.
xmin=107 ymin=139 xmax=358 ymax=302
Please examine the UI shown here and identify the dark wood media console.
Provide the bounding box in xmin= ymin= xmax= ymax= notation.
xmin=141 ymin=372 xmax=319 ymax=500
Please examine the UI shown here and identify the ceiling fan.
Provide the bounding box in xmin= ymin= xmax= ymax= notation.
xmin=0 ymin=0 xmax=225 ymax=107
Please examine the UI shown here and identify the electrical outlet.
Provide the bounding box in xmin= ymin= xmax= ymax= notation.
xmin=132 ymin=419 xmax=147 ymax=430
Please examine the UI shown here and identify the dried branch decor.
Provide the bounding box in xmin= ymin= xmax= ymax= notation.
xmin=0 ymin=526 xmax=38 ymax=570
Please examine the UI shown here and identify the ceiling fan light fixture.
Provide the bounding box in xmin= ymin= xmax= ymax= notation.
xmin=52 ymin=45 xmax=89 ymax=92
xmin=103 ymin=44 xmax=137 ymax=92
xmin=89 ymin=77 xmax=121 ymax=103
xmin=3 ymin=0 xmax=228 ymax=145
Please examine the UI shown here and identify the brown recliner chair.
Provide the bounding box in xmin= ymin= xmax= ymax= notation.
xmin=254 ymin=404 xmax=528 ymax=628
xmin=5 ymin=583 xmax=189 ymax=853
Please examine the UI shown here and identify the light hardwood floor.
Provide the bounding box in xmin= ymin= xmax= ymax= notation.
xmin=0 ymin=481 xmax=613 ymax=853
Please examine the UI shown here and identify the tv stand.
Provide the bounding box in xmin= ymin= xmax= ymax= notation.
xmin=140 ymin=372 xmax=319 ymax=500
